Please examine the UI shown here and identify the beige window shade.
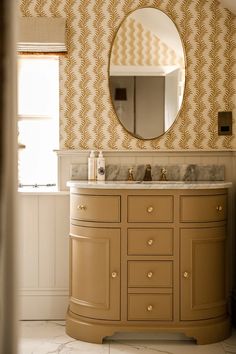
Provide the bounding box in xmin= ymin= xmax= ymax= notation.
xmin=17 ymin=17 xmax=67 ymax=52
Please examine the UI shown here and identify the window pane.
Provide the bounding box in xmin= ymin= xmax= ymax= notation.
xmin=18 ymin=56 xmax=59 ymax=186
xmin=18 ymin=119 xmax=58 ymax=185
xmin=18 ymin=56 xmax=59 ymax=117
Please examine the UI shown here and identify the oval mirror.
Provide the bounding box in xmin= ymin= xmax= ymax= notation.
xmin=109 ymin=8 xmax=185 ymax=140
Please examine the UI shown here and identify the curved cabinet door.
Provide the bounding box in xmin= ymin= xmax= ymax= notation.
xmin=180 ymin=226 xmax=227 ymax=320
xmin=69 ymin=225 xmax=120 ymax=320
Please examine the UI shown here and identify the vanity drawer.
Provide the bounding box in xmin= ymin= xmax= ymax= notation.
xmin=128 ymin=293 xmax=173 ymax=320
xmin=128 ymin=261 xmax=173 ymax=288
xmin=71 ymin=194 xmax=120 ymax=222
xmin=180 ymin=194 xmax=227 ymax=222
xmin=127 ymin=196 xmax=173 ymax=223
xmin=128 ymin=228 xmax=173 ymax=255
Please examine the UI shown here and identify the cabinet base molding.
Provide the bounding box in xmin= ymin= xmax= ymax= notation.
xmin=66 ymin=311 xmax=231 ymax=345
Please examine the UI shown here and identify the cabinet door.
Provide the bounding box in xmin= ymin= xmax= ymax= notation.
xmin=180 ymin=226 xmax=227 ymax=320
xmin=69 ymin=225 xmax=120 ymax=320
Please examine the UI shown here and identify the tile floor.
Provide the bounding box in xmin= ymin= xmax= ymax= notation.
xmin=18 ymin=321 xmax=236 ymax=354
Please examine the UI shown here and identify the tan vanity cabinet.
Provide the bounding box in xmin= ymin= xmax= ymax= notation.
xmin=66 ymin=187 xmax=231 ymax=345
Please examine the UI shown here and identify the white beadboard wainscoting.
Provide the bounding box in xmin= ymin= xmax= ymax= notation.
xmin=18 ymin=191 xmax=70 ymax=319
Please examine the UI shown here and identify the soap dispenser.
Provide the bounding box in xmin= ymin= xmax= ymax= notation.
xmin=88 ymin=150 xmax=96 ymax=180
xmin=96 ymin=151 xmax=105 ymax=181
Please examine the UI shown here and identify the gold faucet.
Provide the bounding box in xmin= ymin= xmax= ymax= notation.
xmin=143 ymin=164 xmax=152 ymax=181
xmin=127 ymin=167 xmax=134 ymax=181
xmin=160 ymin=167 xmax=167 ymax=181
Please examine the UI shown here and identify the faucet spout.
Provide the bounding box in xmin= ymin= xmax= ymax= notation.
xmin=127 ymin=168 xmax=134 ymax=181
xmin=143 ymin=164 xmax=152 ymax=181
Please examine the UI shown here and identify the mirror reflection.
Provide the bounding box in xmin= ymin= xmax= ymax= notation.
xmin=109 ymin=8 xmax=185 ymax=140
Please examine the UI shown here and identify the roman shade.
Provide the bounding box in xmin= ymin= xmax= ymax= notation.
xmin=17 ymin=17 xmax=67 ymax=53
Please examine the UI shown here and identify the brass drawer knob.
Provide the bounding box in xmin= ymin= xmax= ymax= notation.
xmin=147 ymin=239 xmax=154 ymax=246
xmin=111 ymin=271 xmax=118 ymax=278
xmin=147 ymin=271 xmax=153 ymax=278
xmin=147 ymin=206 xmax=154 ymax=213
xmin=216 ymin=205 xmax=223 ymax=211
xmin=147 ymin=305 xmax=153 ymax=312
xmin=77 ymin=204 xmax=87 ymax=210
xmin=183 ymin=271 xmax=190 ymax=279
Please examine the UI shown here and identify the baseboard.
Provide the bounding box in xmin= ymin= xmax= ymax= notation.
xmin=19 ymin=289 xmax=69 ymax=320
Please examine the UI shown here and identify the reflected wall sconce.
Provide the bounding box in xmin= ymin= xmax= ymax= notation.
xmin=115 ymin=88 xmax=127 ymax=101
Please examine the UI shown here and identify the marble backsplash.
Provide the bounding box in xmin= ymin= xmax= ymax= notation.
xmin=70 ymin=164 xmax=225 ymax=182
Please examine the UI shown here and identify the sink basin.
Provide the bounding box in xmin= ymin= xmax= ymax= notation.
xmin=102 ymin=180 xmax=191 ymax=186
xmin=108 ymin=180 xmax=187 ymax=184
xmin=140 ymin=180 xmax=185 ymax=184
xmin=104 ymin=180 xmax=140 ymax=184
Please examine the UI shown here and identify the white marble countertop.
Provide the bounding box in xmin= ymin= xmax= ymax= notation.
xmin=67 ymin=180 xmax=232 ymax=190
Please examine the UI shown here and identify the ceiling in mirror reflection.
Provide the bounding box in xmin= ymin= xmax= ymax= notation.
xmin=109 ymin=7 xmax=185 ymax=140
xmin=131 ymin=8 xmax=184 ymax=57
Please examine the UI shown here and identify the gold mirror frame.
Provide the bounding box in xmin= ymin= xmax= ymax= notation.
xmin=108 ymin=7 xmax=186 ymax=141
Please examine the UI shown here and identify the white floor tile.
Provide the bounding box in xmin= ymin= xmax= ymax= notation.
xmin=18 ymin=321 xmax=236 ymax=354
xmin=109 ymin=340 xmax=226 ymax=354
xmin=18 ymin=321 xmax=109 ymax=354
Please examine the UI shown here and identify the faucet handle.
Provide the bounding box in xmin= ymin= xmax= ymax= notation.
xmin=128 ymin=167 xmax=134 ymax=181
xmin=160 ymin=167 xmax=167 ymax=181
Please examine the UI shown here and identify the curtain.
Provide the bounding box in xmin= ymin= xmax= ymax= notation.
xmin=0 ymin=0 xmax=17 ymax=353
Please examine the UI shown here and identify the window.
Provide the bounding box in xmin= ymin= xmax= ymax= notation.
xmin=18 ymin=55 xmax=59 ymax=186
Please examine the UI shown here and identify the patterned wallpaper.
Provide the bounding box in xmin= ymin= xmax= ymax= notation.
xmin=19 ymin=0 xmax=236 ymax=150
xmin=111 ymin=16 xmax=183 ymax=67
